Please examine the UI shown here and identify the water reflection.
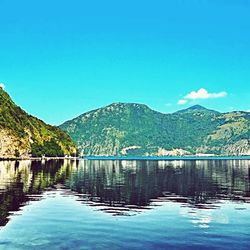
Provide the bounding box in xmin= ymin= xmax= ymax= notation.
xmin=0 ymin=160 xmax=74 ymax=227
xmin=0 ymin=159 xmax=250 ymax=226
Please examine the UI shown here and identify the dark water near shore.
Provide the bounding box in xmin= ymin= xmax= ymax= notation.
xmin=0 ymin=159 xmax=250 ymax=249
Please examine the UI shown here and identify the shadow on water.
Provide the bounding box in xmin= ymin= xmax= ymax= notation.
xmin=0 ymin=159 xmax=250 ymax=226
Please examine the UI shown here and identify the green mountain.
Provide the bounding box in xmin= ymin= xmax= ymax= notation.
xmin=60 ymin=102 xmax=250 ymax=156
xmin=0 ymin=87 xmax=76 ymax=158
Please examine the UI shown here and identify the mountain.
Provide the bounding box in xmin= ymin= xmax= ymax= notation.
xmin=0 ymin=87 xmax=76 ymax=158
xmin=60 ymin=102 xmax=250 ymax=156
xmin=175 ymin=104 xmax=220 ymax=115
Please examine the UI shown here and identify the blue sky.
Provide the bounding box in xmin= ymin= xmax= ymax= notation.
xmin=0 ymin=0 xmax=250 ymax=125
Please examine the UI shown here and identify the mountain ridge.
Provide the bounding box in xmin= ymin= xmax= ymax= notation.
xmin=174 ymin=104 xmax=220 ymax=115
xmin=0 ymin=87 xmax=76 ymax=158
xmin=60 ymin=102 xmax=250 ymax=156
xmin=62 ymin=103 xmax=220 ymax=125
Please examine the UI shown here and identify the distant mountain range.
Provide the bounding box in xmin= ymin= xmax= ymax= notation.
xmin=60 ymin=103 xmax=250 ymax=156
xmin=0 ymin=87 xmax=76 ymax=158
xmin=1 ymin=86 xmax=250 ymax=158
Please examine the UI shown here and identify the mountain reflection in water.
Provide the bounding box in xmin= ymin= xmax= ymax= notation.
xmin=0 ymin=159 xmax=250 ymax=226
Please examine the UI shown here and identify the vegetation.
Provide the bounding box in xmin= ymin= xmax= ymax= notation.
xmin=0 ymin=88 xmax=76 ymax=158
xmin=31 ymin=139 xmax=64 ymax=157
xmin=1 ymin=84 xmax=249 ymax=157
xmin=60 ymin=103 xmax=250 ymax=156
xmin=14 ymin=149 xmax=20 ymax=158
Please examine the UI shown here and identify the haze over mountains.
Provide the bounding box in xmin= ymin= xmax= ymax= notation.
xmin=60 ymin=102 xmax=250 ymax=156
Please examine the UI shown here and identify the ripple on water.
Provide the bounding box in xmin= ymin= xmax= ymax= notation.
xmin=0 ymin=159 xmax=250 ymax=249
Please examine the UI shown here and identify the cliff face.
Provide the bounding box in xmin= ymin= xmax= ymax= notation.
xmin=0 ymin=87 xmax=76 ymax=158
xmin=0 ymin=129 xmax=27 ymax=157
xmin=60 ymin=103 xmax=250 ymax=156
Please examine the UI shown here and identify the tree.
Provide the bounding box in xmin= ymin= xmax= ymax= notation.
xmin=14 ymin=149 xmax=20 ymax=158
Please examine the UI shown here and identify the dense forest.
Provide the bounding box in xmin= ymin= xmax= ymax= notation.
xmin=60 ymin=103 xmax=250 ymax=156
xmin=0 ymin=87 xmax=76 ymax=158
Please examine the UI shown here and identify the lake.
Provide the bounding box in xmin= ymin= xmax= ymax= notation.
xmin=0 ymin=159 xmax=249 ymax=249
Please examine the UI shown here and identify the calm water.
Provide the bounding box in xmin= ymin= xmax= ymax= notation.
xmin=0 ymin=159 xmax=249 ymax=249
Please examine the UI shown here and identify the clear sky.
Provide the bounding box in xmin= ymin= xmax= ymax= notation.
xmin=0 ymin=0 xmax=250 ymax=125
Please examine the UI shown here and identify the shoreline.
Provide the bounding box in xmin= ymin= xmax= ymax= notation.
xmin=2 ymin=155 xmax=250 ymax=161
xmin=0 ymin=156 xmax=81 ymax=161
xmin=83 ymin=155 xmax=250 ymax=161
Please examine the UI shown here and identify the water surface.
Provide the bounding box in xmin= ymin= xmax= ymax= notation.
xmin=0 ymin=159 xmax=249 ymax=249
